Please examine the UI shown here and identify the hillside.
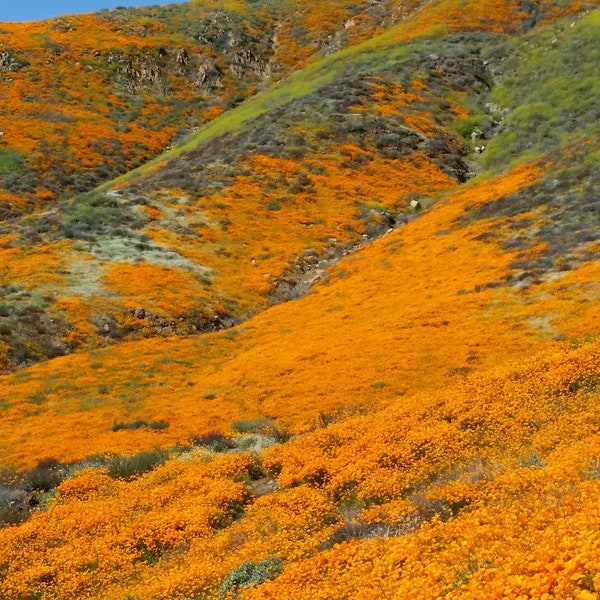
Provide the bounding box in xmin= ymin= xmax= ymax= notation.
xmin=0 ymin=0 xmax=426 ymax=368
xmin=1 ymin=0 xmax=600 ymax=599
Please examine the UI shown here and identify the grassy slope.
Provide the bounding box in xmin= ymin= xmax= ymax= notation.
xmin=0 ymin=1 xmax=600 ymax=599
xmin=0 ymin=0 xmax=409 ymax=203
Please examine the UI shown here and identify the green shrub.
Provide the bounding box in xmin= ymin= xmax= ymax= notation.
xmin=454 ymin=115 xmax=487 ymax=139
xmin=192 ymin=432 xmax=235 ymax=452
xmin=107 ymin=448 xmax=169 ymax=480
xmin=220 ymin=557 xmax=283 ymax=597
xmin=231 ymin=419 xmax=274 ymax=434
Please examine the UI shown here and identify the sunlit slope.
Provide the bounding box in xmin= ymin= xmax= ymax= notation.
xmin=1 ymin=136 xmax=599 ymax=595
xmin=1 ymin=2 xmax=600 ymax=467
xmin=2 ymin=0 xmax=597 ymax=371
xmin=0 ymin=0 xmax=425 ymax=370
xmin=2 ymin=139 xmax=599 ymax=469
xmin=0 ymin=297 xmax=599 ymax=598
xmin=249 ymin=340 xmax=600 ymax=599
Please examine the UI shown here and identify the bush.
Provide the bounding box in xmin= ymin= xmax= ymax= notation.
xmin=24 ymin=458 xmax=65 ymax=492
xmin=112 ymin=420 xmax=148 ymax=431
xmin=192 ymin=432 xmax=236 ymax=452
xmin=231 ymin=419 xmax=275 ymax=434
xmin=220 ymin=557 xmax=283 ymax=597
xmin=454 ymin=115 xmax=487 ymax=139
xmin=107 ymin=449 xmax=169 ymax=480
xmin=112 ymin=420 xmax=169 ymax=432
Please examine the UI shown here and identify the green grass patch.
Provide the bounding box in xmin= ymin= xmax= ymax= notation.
xmin=0 ymin=149 xmax=22 ymax=174
xmin=481 ymin=9 xmax=600 ymax=170
xmin=106 ymin=448 xmax=169 ymax=480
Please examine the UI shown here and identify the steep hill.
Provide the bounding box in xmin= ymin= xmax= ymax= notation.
xmin=0 ymin=0 xmax=419 ymax=205
xmin=0 ymin=1 xmax=600 ymax=599
xmin=0 ymin=0 xmax=594 ymax=370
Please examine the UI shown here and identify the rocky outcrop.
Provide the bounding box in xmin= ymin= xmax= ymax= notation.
xmin=93 ymin=9 xmax=274 ymax=97
xmin=270 ymin=210 xmax=408 ymax=304
xmin=195 ymin=58 xmax=223 ymax=93
xmin=0 ymin=50 xmax=29 ymax=71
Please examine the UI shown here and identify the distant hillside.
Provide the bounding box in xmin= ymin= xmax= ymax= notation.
xmin=0 ymin=0 xmax=419 ymax=206
xmin=0 ymin=1 xmax=599 ymax=599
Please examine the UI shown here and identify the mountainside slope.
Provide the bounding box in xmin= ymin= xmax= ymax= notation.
xmin=0 ymin=1 xmax=600 ymax=599
xmin=0 ymin=0 xmax=421 ymax=205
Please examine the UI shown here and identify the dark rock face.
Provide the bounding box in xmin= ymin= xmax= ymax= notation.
xmin=95 ymin=9 xmax=274 ymax=97
xmin=0 ymin=50 xmax=29 ymax=71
